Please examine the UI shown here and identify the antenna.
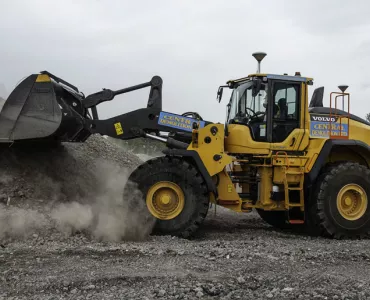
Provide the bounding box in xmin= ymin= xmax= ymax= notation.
xmin=338 ymin=85 xmax=348 ymax=110
xmin=252 ymin=52 xmax=267 ymax=73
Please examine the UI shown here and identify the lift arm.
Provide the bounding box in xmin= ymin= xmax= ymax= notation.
xmin=83 ymin=75 xmax=211 ymax=148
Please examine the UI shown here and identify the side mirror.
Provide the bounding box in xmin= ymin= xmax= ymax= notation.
xmin=217 ymin=86 xmax=224 ymax=102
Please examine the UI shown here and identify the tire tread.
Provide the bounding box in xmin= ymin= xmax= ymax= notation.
xmin=308 ymin=161 xmax=370 ymax=239
xmin=123 ymin=156 xmax=209 ymax=239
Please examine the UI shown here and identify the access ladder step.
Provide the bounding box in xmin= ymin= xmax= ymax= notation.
xmin=288 ymin=187 xmax=302 ymax=191
xmin=289 ymin=220 xmax=305 ymax=224
xmin=288 ymin=203 xmax=304 ymax=207
xmin=285 ymin=171 xmax=304 ymax=175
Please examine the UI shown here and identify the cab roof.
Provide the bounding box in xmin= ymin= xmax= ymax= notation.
xmin=227 ymin=73 xmax=314 ymax=86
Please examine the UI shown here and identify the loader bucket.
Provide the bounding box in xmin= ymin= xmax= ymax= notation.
xmin=0 ymin=73 xmax=91 ymax=143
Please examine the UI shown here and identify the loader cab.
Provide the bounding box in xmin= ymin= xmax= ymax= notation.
xmin=224 ymin=74 xmax=310 ymax=145
xmin=225 ymin=77 xmax=268 ymax=142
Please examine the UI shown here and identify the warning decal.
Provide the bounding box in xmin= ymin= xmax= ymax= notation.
xmin=114 ymin=122 xmax=123 ymax=135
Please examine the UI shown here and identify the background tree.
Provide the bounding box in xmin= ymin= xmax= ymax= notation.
xmin=366 ymin=113 xmax=370 ymax=123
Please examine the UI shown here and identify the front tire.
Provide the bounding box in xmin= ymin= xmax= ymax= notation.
xmin=308 ymin=162 xmax=370 ymax=239
xmin=123 ymin=156 xmax=210 ymax=238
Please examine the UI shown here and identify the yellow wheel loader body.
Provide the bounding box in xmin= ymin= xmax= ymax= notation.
xmin=4 ymin=53 xmax=370 ymax=239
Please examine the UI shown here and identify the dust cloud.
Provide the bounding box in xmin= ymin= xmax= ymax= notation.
xmin=0 ymin=156 xmax=155 ymax=243
xmin=50 ymin=160 xmax=155 ymax=242
xmin=0 ymin=206 xmax=48 ymax=240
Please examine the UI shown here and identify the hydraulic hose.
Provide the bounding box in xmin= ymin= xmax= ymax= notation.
xmin=145 ymin=133 xmax=189 ymax=149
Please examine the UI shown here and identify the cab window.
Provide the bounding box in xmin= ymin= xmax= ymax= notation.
xmin=272 ymin=82 xmax=300 ymax=142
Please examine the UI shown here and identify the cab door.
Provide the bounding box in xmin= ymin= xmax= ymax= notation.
xmin=267 ymin=80 xmax=307 ymax=151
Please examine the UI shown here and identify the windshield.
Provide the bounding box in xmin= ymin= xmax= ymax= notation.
xmin=227 ymin=79 xmax=267 ymax=124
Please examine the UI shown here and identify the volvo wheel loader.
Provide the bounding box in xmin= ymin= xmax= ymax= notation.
xmin=1 ymin=52 xmax=370 ymax=239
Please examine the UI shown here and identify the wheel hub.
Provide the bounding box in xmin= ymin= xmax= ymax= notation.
xmin=146 ymin=181 xmax=185 ymax=220
xmin=337 ymin=184 xmax=368 ymax=221
xmin=344 ymin=197 xmax=352 ymax=206
xmin=160 ymin=194 xmax=171 ymax=205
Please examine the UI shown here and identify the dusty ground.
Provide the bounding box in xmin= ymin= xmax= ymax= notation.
xmin=0 ymin=135 xmax=369 ymax=300
xmin=1 ymin=206 xmax=370 ymax=300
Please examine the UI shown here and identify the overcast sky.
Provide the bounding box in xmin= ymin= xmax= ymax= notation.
xmin=1 ymin=0 xmax=370 ymax=123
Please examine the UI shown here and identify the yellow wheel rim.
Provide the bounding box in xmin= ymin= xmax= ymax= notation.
xmin=336 ymin=184 xmax=368 ymax=221
xmin=146 ymin=181 xmax=185 ymax=220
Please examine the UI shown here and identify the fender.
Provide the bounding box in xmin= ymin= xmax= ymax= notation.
xmin=308 ymin=139 xmax=370 ymax=182
xmin=162 ymin=148 xmax=218 ymax=197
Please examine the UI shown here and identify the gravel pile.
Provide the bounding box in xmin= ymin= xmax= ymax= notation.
xmin=0 ymin=134 xmax=154 ymax=244
xmin=0 ymin=134 xmax=142 ymax=202
xmin=0 ymin=96 xmax=4 ymax=112
xmin=0 ymin=134 xmax=369 ymax=299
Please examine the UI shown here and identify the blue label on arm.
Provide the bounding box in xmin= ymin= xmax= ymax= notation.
xmin=157 ymin=112 xmax=205 ymax=132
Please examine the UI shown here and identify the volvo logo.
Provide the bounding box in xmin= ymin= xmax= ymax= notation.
xmin=310 ymin=114 xmax=338 ymax=122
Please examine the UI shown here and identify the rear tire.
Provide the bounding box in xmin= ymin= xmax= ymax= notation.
xmin=308 ymin=162 xmax=370 ymax=239
xmin=123 ymin=156 xmax=209 ymax=238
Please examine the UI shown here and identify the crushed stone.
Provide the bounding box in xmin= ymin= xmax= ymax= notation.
xmin=0 ymin=134 xmax=369 ymax=299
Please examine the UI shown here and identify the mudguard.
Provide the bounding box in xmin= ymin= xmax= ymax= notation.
xmin=162 ymin=148 xmax=218 ymax=197
xmin=308 ymin=139 xmax=370 ymax=182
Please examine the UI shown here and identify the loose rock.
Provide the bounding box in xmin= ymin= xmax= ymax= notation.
xmin=0 ymin=133 xmax=369 ymax=300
